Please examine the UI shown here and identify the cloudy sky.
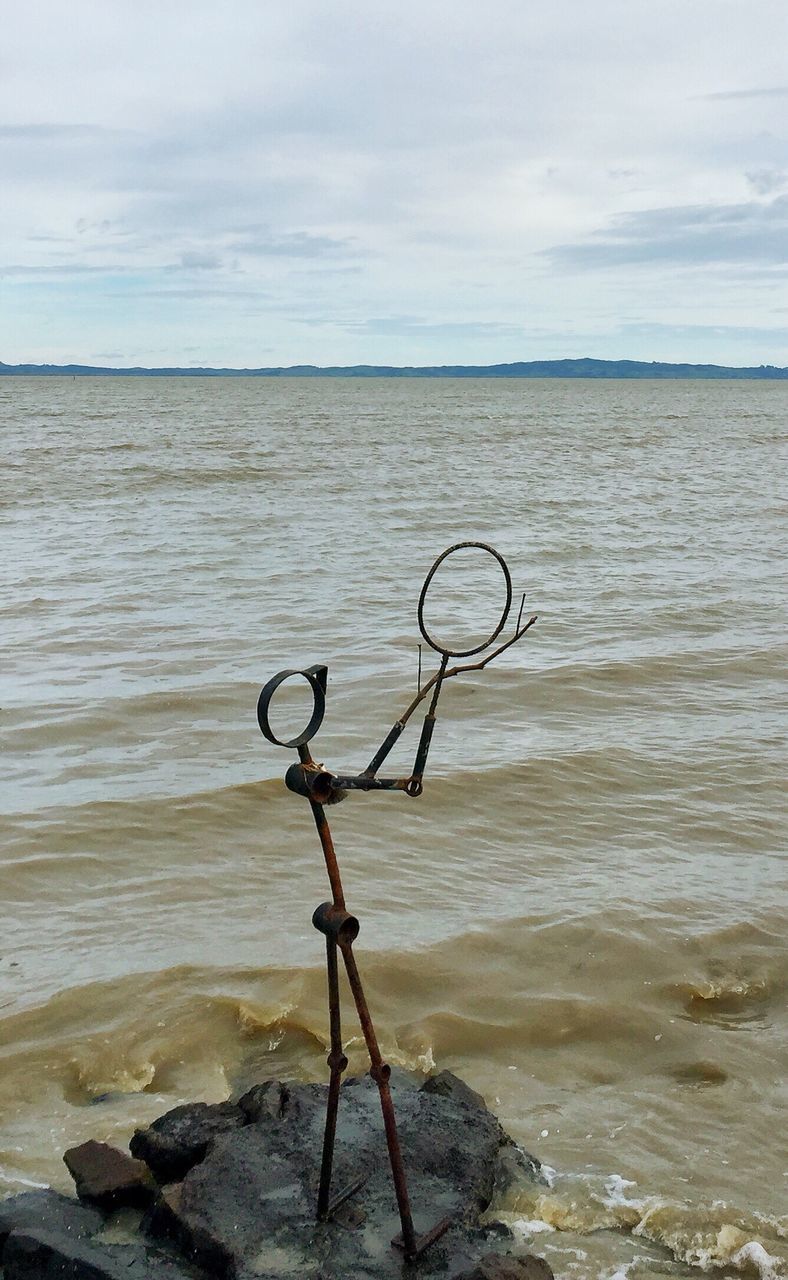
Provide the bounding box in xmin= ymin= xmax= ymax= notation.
xmin=2 ymin=0 xmax=787 ymax=367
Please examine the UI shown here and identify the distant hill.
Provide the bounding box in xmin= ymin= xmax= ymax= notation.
xmin=2 ymin=357 xmax=788 ymax=379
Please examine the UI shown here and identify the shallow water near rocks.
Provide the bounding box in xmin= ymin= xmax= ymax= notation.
xmin=1 ymin=376 xmax=786 ymax=1278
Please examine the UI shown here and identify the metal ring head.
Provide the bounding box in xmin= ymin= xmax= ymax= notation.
xmin=257 ymin=667 xmax=326 ymax=748
xmin=417 ymin=541 xmax=512 ymax=658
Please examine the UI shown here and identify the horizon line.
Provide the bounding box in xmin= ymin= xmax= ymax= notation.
xmin=2 ymin=355 xmax=788 ymax=379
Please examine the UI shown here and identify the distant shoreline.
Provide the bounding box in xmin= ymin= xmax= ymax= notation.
xmin=2 ymin=357 xmax=788 ymax=380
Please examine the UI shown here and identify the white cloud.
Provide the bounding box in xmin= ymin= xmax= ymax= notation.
xmin=1 ymin=0 xmax=787 ymax=365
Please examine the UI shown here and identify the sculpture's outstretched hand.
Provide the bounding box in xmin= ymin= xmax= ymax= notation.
xmin=400 ymin=604 xmax=538 ymax=727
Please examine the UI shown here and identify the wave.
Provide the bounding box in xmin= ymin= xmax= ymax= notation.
xmin=4 ymin=720 xmax=785 ymax=830
xmin=2 ymin=967 xmax=785 ymax=1274
xmin=0 ymin=911 xmax=786 ymax=1276
xmin=1 ymin=774 xmax=284 ymax=829
xmin=2 ymin=907 xmax=785 ymax=1097
xmin=495 ymin=1171 xmax=788 ymax=1278
xmin=669 ymin=975 xmax=777 ymax=1030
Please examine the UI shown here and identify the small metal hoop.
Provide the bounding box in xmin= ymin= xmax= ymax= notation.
xmin=417 ymin=541 xmax=512 ymax=658
xmin=257 ymin=668 xmax=325 ymax=748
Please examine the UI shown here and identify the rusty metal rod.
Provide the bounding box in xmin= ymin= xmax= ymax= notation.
xmin=317 ymin=934 xmax=348 ymax=1220
xmin=339 ymin=938 xmax=418 ymax=1259
xmin=363 ymin=721 xmax=405 ymax=777
xmin=290 ymin=762 xmax=412 ymax=800
xmin=392 ymin=1213 xmax=453 ymax=1261
xmin=325 ymin=1175 xmax=367 ymax=1221
xmin=308 ymin=798 xmax=346 ymax=911
xmin=322 ymin=774 xmax=409 ymax=794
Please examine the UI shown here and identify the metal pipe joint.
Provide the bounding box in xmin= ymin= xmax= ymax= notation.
xmin=312 ymin=901 xmax=360 ymax=946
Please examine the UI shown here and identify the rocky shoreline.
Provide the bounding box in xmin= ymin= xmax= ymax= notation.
xmin=0 ymin=1070 xmax=553 ymax=1279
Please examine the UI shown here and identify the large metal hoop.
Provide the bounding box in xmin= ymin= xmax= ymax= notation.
xmin=257 ymin=667 xmax=326 ymax=748
xmin=417 ymin=541 xmax=512 ymax=658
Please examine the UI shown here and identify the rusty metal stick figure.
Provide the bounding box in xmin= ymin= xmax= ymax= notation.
xmin=257 ymin=542 xmax=537 ymax=1263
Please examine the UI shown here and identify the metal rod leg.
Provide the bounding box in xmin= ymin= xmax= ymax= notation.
xmin=339 ymin=940 xmax=418 ymax=1259
xmin=317 ymin=935 xmax=348 ymax=1220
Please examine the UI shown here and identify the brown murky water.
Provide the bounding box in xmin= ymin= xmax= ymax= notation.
xmin=1 ymin=376 xmax=786 ymax=1278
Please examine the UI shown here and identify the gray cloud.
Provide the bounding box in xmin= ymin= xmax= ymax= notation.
xmin=699 ymin=86 xmax=788 ymax=100
xmin=620 ymin=320 xmax=788 ymax=342
xmin=344 ymin=317 xmax=526 ymax=339
xmin=0 ymin=263 xmax=128 ymax=277
xmin=746 ymin=168 xmax=788 ymax=196
xmin=547 ymin=195 xmax=788 ymax=270
xmin=103 ymin=285 xmax=270 ymax=302
xmin=0 ymin=123 xmax=112 ymax=140
xmin=176 ymin=251 xmax=223 ymax=270
xmin=229 ymin=230 xmax=354 ymax=259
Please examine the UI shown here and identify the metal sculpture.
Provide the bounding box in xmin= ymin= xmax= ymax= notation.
xmin=257 ymin=542 xmax=537 ymax=1263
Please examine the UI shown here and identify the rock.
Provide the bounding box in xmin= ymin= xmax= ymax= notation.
xmin=237 ymin=1077 xmax=288 ymax=1122
xmin=63 ymin=1140 xmax=156 ymax=1210
xmin=421 ymin=1069 xmax=489 ymax=1110
xmin=478 ymin=1220 xmax=515 ymax=1241
xmin=145 ymin=1072 xmax=542 ymax=1280
xmin=2 ymin=1228 xmax=201 ymax=1280
xmin=146 ymin=1131 xmax=315 ymax=1276
xmin=421 ymin=1072 xmax=544 ymax=1196
xmin=4 ymin=1071 xmax=548 ymax=1280
xmin=237 ymin=1077 xmax=308 ymax=1123
xmin=454 ymin=1254 xmax=555 ymax=1280
xmin=492 ymin=1143 xmax=548 ymax=1196
xmin=0 ymin=1189 xmax=103 ymax=1250
xmin=146 ymin=1183 xmax=236 ymax=1277
xmin=130 ymin=1100 xmax=247 ymax=1182
xmin=401 ymin=1085 xmax=507 ymax=1219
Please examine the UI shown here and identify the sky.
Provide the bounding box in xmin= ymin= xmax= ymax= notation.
xmin=1 ymin=0 xmax=787 ymax=368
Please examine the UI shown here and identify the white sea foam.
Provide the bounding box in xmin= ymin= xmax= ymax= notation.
xmin=511 ymin=1217 xmax=557 ymax=1238
xmin=731 ymin=1240 xmax=784 ymax=1280
xmin=0 ymin=1170 xmax=50 ymax=1189
xmin=602 ymin=1174 xmax=640 ymax=1209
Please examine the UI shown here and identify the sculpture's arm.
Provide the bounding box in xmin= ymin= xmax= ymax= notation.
xmin=287 ymin=612 xmax=538 ymax=803
xmin=358 ymin=609 xmax=539 ymax=787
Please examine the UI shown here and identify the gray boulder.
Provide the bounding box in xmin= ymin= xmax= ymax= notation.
xmin=143 ymin=1071 xmax=544 ymax=1279
xmin=0 ymin=1190 xmax=103 ymax=1249
xmin=130 ymin=1100 xmax=247 ymax=1182
xmin=455 ymin=1255 xmax=555 ymax=1280
xmin=2 ymin=1228 xmax=200 ymax=1280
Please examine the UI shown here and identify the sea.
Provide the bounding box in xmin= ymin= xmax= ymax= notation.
xmin=1 ymin=375 xmax=786 ymax=1278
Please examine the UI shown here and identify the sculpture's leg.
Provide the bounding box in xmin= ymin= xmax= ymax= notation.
xmin=312 ymin=902 xmax=366 ymax=1222
xmin=340 ymin=940 xmax=450 ymax=1261
xmin=308 ymin=801 xmax=450 ymax=1260
xmin=316 ymin=934 xmax=348 ymax=1219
